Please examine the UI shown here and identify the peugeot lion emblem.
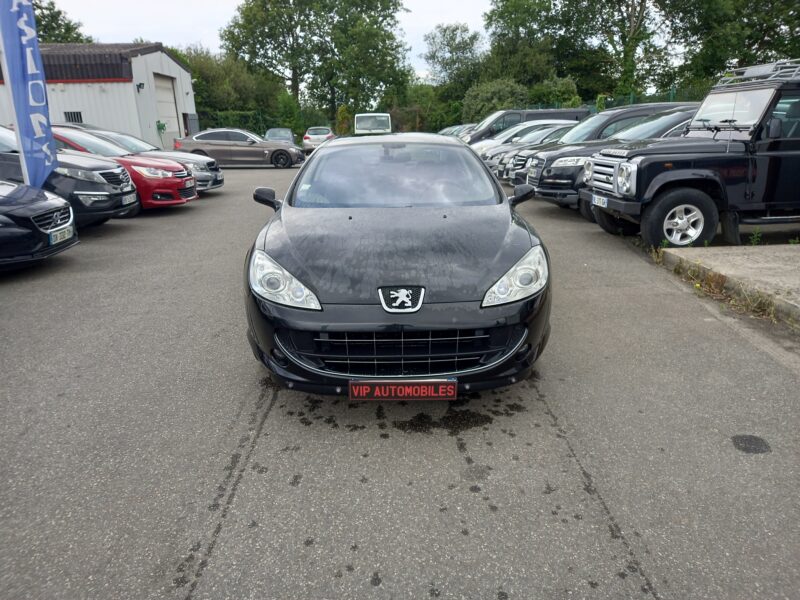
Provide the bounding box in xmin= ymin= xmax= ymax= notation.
xmin=379 ymin=286 xmax=425 ymax=313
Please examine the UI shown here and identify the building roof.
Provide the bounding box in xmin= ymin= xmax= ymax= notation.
xmin=1 ymin=43 xmax=189 ymax=84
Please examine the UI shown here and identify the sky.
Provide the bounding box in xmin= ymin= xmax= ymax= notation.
xmin=54 ymin=0 xmax=490 ymax=76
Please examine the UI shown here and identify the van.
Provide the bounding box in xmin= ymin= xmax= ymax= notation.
xmin=354 ymin=113 xmax=392 ymax=135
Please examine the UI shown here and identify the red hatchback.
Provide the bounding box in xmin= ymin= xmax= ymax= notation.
xmin=53 ymin=127 xmax=197 ymax=213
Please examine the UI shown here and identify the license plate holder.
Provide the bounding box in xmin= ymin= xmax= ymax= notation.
xmin=49 ymin=225 xmax=73 ymax=245
xmin=183 ymin=178 xmax=195 ymax=188
xmin=121 ymin=192 xmax=137 ymax=205
xmin=592 ymin=194 xmax=609 ymax=208
xmin=348 ymin=379 xmax=458 ymax=401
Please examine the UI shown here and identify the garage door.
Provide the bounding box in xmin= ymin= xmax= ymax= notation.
xmin=153 ymin=74 xmax=181 ymax=149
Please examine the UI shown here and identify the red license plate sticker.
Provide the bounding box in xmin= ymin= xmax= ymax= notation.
xmin=349 ymin=380 xmax=457 ymax=401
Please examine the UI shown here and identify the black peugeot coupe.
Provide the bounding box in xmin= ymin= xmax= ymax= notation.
xmin=244 ymin=133 xmax=551 ymax=399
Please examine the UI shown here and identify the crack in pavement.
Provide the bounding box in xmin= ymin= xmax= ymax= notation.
xmin=529 ymin=380 xmax=663 ymax=600
xmin=174 ymin=380 xmax=279 ymax=600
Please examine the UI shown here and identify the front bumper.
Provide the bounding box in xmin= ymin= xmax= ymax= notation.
xmin=70 ymin=190 xmax=139 ymax=225
xmin=534 ymin=186 xmax=580 ymax=207
xmin=244 ymin=286 xmax=552 ymax=396
xmin=0 ymin=220 xmax=79 ymax=269
xmin=195 ymin=171 xmax=225 ymax=191
xmin=578 ymin=189 xmax=642 ymax=217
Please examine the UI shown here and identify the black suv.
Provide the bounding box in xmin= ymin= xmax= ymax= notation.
xmin=527 ymin=106 xmax=697 ymax=220
xmin=582 ymin=60 xmax=800 ymax=246
xmin=509 ymin=102 xmax=694 ymax=186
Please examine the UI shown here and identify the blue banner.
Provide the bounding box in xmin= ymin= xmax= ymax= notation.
xmin=0 ymin=0 xmax=57 ymax=187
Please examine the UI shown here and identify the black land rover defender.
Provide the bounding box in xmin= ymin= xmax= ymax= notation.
xmin=580 ymin=60 xmax=800 ymax=247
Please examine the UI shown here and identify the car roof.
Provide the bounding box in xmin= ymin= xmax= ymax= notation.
xmin=326 ymin=133 xmax=464 ymax=148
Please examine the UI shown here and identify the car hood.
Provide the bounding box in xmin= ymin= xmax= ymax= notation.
xmin=260 ymin=204 xmax=538 ymax=304
xmin=516 ymin=141 xmax=565 ymax=159
xmin=56 ymin=150 xmax=121 ymax=170
xmin=472 ymin=139 xmax=502 ymax=154
xmin=114 ymin=155 xmax=185 ymax=170
xmin=138 ymin=150 xmax=213 ymax=165
xmin=535 ymin=139 xmax=625 ymax=163
xmin=0 ymin=184 xmax=67 ymax=217
xmin=598 ymin=135 xmax=747 ymax=158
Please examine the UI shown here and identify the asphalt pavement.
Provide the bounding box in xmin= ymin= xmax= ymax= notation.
xmin=1 ymin=166 xmax=798 ymax=600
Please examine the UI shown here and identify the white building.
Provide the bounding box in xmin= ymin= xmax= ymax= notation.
xmin=0 ymin=43 xmax=198 ymax=149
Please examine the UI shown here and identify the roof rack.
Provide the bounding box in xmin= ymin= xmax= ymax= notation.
xmin=715 ymin=59 xmax=800 ymax=87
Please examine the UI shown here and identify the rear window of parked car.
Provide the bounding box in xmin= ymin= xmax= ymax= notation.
xmin=292 ymin=142 xmax=500 ymax=208
xmin=308 ymin=128 xmax=331 ymax=135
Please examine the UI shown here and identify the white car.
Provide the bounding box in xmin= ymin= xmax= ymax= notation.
xmin=302 ymin=127 xmax=335 ymax=154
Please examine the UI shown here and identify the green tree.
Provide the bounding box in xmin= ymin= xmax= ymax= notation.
xmin=33 ymin=0 xmax=92 ymax=43
xmin=221 ymin=0 xmax=317 ymax=99
xmin=422 ymin=23 xmax=482 ymax=86
xmin=461 ymin=78 xmax=528 ymax=123
xmin=307 ymin=0 xmax=408 ymax=120
xmin=528 ymin=76 xmax=582 ymax=107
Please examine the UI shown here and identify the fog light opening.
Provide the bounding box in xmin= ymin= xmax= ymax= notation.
xmin=271 ymin=348 xmax=289 ymax=367
xmin=516 ymin=344 xmax=531 ymax=360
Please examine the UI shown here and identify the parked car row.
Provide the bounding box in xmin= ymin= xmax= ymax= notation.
xmin=458 ymin=60 xmax=800 ymax=246
xmin=0 ymin=123 xmax=227 ymax=269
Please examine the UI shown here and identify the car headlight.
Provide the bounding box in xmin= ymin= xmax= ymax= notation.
xmin=192 ymin=162 xmax=209 ymax=172
xmin=482 ymin=246 xmax=548 ymax=307
xmin=54 ymin=166 xmax=106 ymax=183
xmin=551 ymin=157 xmax=587 ymax=168
xmin=249 ymin=249 xmax=321 ymax=310
xmin=616 ymin=162 xmax=636 ymax=195
xmin=583 ymin=160 xmax=594 ymax=183
xmin=132 ymin=165 xmax=172 ymax=178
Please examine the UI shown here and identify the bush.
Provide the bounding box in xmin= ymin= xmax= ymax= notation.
xmin=461 ymin=79 xmax=528 ymax=123
xmin=336 ymin=105 xmax=352 ymax=136
xmin=528 ymin=76 xmax=580 ymax=107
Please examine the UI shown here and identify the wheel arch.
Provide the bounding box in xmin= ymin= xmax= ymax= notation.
xmin=643 ymin=170 xmax=728 ymax=211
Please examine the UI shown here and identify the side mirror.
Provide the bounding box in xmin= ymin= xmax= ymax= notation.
xmin=767 ymin=117 xmax=782 ymax=139
xmin=511 ymin=136 xmax=520 ymax=142
xmin=253 ymin=187 xmax=281 ymax=211
xmin=510 ymin=184 xmax=535 ymax=207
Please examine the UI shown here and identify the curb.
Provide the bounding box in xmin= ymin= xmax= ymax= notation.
xmin=661 ymin=249 xmax=800 ymax=325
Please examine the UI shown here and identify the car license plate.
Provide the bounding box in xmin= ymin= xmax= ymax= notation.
xmin=183 ymin=178 xmax=195 ymax=188
xmin=49 ymin=225 xmax=73 ymax=245
xmin=121 ymin=192 xmax=137 ymax=205
xmin=529 ymin=168 xmax=538 ymax=178
xmin=592 ymin=194 xmax=608 ymax=208
xmin=216 ymin=173 xmax=224 ymax=182
xmin=348 ymin=379 xmax=457 ymax=401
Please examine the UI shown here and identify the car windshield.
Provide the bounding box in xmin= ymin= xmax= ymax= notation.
xmin=56 ymin=129 xmax=129 ymax=157
xmin=518 ymin=126 xmax=558 ymax=144
xmin=292 ymin=142 xmax=500 ymax=208
xmin=474 ymin=111 xmax=504 ymax=132
xmin=492 ymin=122 xmax=529 ymax=141
xmin=543 ymin=125 xmax=573 ymax=142
xmin=99 ymin=131 xmax=158 ymax=152
xmin=690 ymin=89 xmax=775 ymax=129
xmin=308 ymin=128 xmax=330 ymax=136
xmin=266 ymin=128 xmax=293 ymax=141
xmin=610 ymin=111 xmax=691 ymax=140
xmin=558 ymin=113 xmax=606 ymax=144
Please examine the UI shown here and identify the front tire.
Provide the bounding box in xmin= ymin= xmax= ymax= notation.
xmin=578 ymin=197 xmax=596 ymax=222
xmin=641 ymin=188 xmax=718 ymax=247
xmin=594 ymin=207 xmax=639 ymax=236
xmin=272 ymin=151 xmax=292 ymax=169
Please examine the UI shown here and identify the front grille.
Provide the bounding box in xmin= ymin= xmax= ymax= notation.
xmin=513 ymin=155 xmax=527 ymax=170
xmin=590 ymin=156 xmax=623 ymax=194
xmin=99 ymin=168 xmax=131 ymax=187
xmin=526 ymin=158 xmax=541 ymax=186
xmin=277 ymin=326 xmax=524 ymax=377
xmin=172 ymin=169 xmax=189 ymax=178
xmin=31 ymin=207 xmax=71 ymax=232
xmin=178 ymin=185 xmax=196 ymax=199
